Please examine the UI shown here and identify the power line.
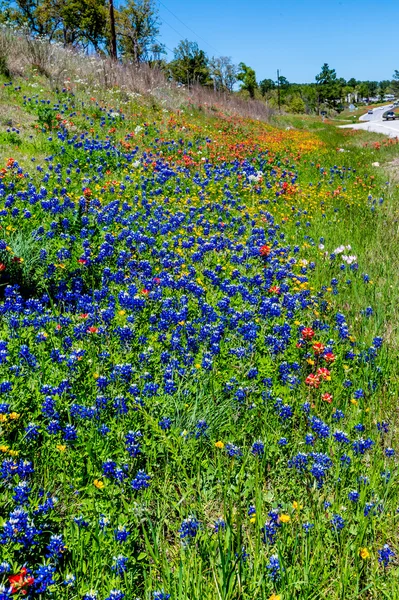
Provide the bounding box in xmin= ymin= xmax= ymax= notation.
xmin=157 ymin=0 xmax=222 ymax=56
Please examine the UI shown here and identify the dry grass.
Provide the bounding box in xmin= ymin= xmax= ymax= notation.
xmin=0 ymin=25 xmax=274 ymax=123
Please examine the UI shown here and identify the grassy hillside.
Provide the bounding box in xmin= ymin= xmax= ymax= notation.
xmin=1 ymin=69 xmax=399 ymax=600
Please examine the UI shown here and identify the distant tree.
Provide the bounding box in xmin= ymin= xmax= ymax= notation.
xmin=170 ymin=39 xmax=209 ymax=86
xmin=209 ymin=56 xmax=237 ymax=92
xmin=315 ymin=63 xmax=340 ymax=110
xmin=237 ymin=62 xmax=257 ymax=98
xmin=117 ymin=0 xmax=160 ymax=63
xmin=277 ymin=74 xmax=289 ymax=88
xmin=288 ymin=95 xmax=305 ymax=113
xmin=259 ymin=78 xmax=275 ymax=96
xmin=347 ymin=77 xmax=358 ymax=88
xmin=391 ymin=70 xmax=399 ymax=96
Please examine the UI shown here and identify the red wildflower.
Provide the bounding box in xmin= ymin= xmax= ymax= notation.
xmin=12 ymin=257 xmax=22 ymax=264
xmin=83 ymin=188 xmax=92 ymax=198
xmin=321 ymin=393 xmax=333 ymax=403
xmin=312 ymin=341 xmax=325 ymax=355
xmin=8 ymin=567 xmax=34 ymax=595
xmin=324 ymin=352 xmax=336 ymax=363
xmin=305 ymin=374 xmax=320 ymax=388
xmin=77 ymin=259 xmax=87 ymax=265
xmin=0 ymin=262 xmax=6 ymax=272
xmin=87 ymin=326 xmax=99 ymax=334
xmin=141 ymin=289 xmax=149 ymax=295
xmin=317 ymin=367 xmax=331 ymax=381
xmin=302 ymin=327 xmax=315 ymax=340
xmin=153 ymin=277 xmax=161 ymax=284
xmin=6 ymin=158 xmax=15 ymax=168
xmin=259 ymin=245 xmax=271 ymax=257
xmin=268 ymin=285 xmax=280 ymax=294
xmin=79 ymin=313 xmax=89 ymax=319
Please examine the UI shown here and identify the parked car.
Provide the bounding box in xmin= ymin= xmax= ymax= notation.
xmin=367 ymin=110 xmax=373 ymax=114
xmin=383 ymin=111 xmax=396 ymax=120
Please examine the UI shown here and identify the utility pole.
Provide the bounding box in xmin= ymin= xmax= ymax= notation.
xmin=109 ymin=0 xmax=117 ymax=60
xmin=277 ymin=69 xmax=281 ymax=112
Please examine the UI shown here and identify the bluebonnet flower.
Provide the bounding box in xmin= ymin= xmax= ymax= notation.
xmin=105 ymin=591 xmax=125 ymax=600
xmin=63 ymin=424 xmax=77 ymax=441
xmin=195 ymin=419 xmax=209 ymax=438
xmin=112 ymin=555 xmax=128 ymax=574
xmin=266 ymin=554 xmax=282 ymax=581
xmin=278 ymin=437 xmax=288 ymax=446
xmin=46 ymin=533 xmax=66 ymax=559
xmin=114 ymin=526 xmax=130 ymax=542
xmin=251 ymin=440 xmax=264 ymax=456
xmin=153 ymin=591 xmax=171 ymax=600
xmin=385 ymin=447 xmax=395 ymax=457
xmin=63 ymin=574 xmax=76 ymax=586
xmin=302 ymin=522 xmax=314 ymax=533
xmin=125 ymin=430 xmax=142 ymax=456
xmin=83 ymin=591 xmax=98 ymax=600
xmin=352 ymin=438 xmax=374 ymax=455
xmin=0 ymin=562 xmax=10 ymax=574
xmin=159 ymin=417 xmax=172 ymax=430
xmin=214 ymin=518 xmax=226 ymax=533
xmin=378 ymin=544 xmax=395 ymax=567
xmin=225 ymin=443 xmax=243 ymax=457
xmin=331 ymin=514 xmax=345 ymax=531
xmin=179 ymin=516 xmax=200 ymax=539
xmin=348 ymin=490 xmax=360 ymax=502
xmin=377 ymin=421 xmax=389 ymax=434
xmin=25 ymin=422 xmax=40 ymax=440
xmin=33 ymin=564 xmax=55 ymax=593
xmin=131 ymin=470 xmax=151 ymax=491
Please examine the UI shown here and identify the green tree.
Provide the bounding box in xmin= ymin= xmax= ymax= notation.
xmin=170 ymin=39 xmax=209 ymax=86
xmin=391 ymin=70 xmax=399 ymax=96
xmin=315 ymin=63 xmax=340 ymax=110
xmin=237 ymin=62 xmax=257 ymax=98
xmin=117 ymin=0 xmax=160 ymax=63
xmin=259 ymin=78 xmax=275 ymax=96
xmin=288 ymin=95 xmax=305 ymax=113
xmin=0 ymin=0 xmax=108 ymax=50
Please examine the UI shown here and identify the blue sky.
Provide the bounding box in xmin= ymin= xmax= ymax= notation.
xmin=153 ymin=0 xmax=399 ymax=83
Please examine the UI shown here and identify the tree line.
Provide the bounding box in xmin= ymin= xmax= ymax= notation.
xmin=1 ymin=0 xmax=399 ymax=112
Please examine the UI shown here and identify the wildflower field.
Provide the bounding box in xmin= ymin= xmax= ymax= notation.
xmin=1 ymin=75 xmax=399 ymax=600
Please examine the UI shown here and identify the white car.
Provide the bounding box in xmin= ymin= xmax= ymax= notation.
xmin=367 ymin=110 xmax=373 ymax=114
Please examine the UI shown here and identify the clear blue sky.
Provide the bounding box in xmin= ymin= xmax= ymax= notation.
xmin=154 ymin=0 xmax=398 ymax=83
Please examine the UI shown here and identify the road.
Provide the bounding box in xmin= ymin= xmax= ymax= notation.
xmin=339 ymin=104 xmax=399 ymax=137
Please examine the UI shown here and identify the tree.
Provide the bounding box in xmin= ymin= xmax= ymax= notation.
xmin=315 ymin=63 xmax=340 ymax=109
xmin=391 ymin=70 xmax=399 ymax=96
xmin=288 ymin=95 xmax=305 ymax=113
xmin=209 ymin=56 xmax=237 ymax=92
xmin=170 ymin=39 xmax=209 ymax=86
xmin=237 ymin=62 xmax=257 ymax=98
xmin=117 ymin=0 xmax=160 ymax=63
xmin=259 ymin=78 xmax=275 ymax=96
xmin=0 ymin=0 xmax=108 ymax=50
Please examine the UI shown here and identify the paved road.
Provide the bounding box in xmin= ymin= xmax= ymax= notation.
xmin=339 ymin=104 xmax=399 ymax=137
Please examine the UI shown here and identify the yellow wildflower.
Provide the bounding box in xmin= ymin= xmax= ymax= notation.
xmin=279 ymin=514 xmax=291 ymax=523
xmin=215 ymin=441 xmax=224 ymax=449
xmin=93 ymin=479 xmax=104 ymax=489
xmin=57 ymin=444 xmax=66 ymax=452
xmin=359 ymin=547 xmax=370 ymax=559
